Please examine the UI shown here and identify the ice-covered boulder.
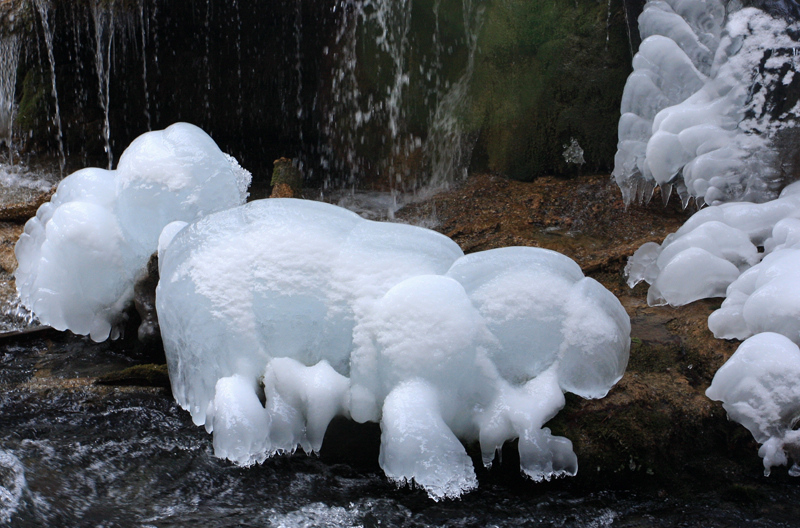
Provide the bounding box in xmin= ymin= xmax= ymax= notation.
xmin=709 ymin=245 xmax=800 ymax=343
xmin=614 ymin=3 xmax=800 ymax=206
xmin=706 ymin=332 xmax=800 ymax=476
xmin=157 ymin=199 xmax=630 ymax=500
xmin=625 ymin=182 xmax=800 ymax=306
xmin=14 ymin=123 xmax=251 ymax=341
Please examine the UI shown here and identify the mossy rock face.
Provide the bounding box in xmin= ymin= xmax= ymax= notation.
xmin=468 ymin=0 xmax=632 ymax=180
xmin=15 ymin=69 xmax=52 ymax=149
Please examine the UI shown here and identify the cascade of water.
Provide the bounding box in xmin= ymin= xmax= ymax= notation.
xmin=0 ymin=34 xmax=21 ymax=165
xmin=322 ymin=0 xmax=483 ymax=191
xmin=139 ymin=0 xmax=151 ymax=131
xmin=150 ymin=0 xmax=160 ymax=125
xmin=233 ymin=0 xmax=243 ymax=120
xmin=33 ymin=0 xmax=66 ymax=174
xmin=91 ymin=0 xmax=116 ymax=170
xmin=294 ymin=0 xmax=304 ymax=133
xmin=424 ymin=0 xmax=483 ymax=189
xmin=203 ymin=0 xmax=212 ymax=127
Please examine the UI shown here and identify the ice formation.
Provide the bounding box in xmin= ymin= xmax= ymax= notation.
xmin=157 ymin=199 xmax=630 ymax=500
xmin=626 ymin=181 xmax=800 ymax=306
xmin=614 ymin=2 xmax=800 ymax=206
xmin=706 ymin=332 xmax=800 ymax=476
xmin=623 ymin=146 xmax=800 ymax=476
xmin=14 ymin=123 xmax=251 ymax=341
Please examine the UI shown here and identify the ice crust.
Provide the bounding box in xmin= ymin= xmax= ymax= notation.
xmin=706 ymin=333 xmax=800 ymax=476
xmin=157 ymin=199 xmax=631 ymax=500
xmin=626 ymin=181 xmax=800 ymax=307
xmin=614 ymin=2 xmax=800 ymax=206
xmin=14 ymin=123 xmax=251 ymax=341
xmin=624 ymin=173 xmax=800 ymax=475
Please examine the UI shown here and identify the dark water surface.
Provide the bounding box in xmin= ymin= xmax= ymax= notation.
xmin=1 ymin=332 xmax=799 ymax=527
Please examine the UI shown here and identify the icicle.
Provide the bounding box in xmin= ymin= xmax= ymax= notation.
xmin=660 ymin=182 xmax=673 ymax=206
xmin=676 ymin=180 xmax=690 ymax=209
xmin=641 ymin=179 xmax=656 ymax=205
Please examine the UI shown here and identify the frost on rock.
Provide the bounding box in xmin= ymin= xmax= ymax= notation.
xmin=157 ymin=199 xmax=630 ymax=500
xmin=14 ymin=123 xmax=250 ymax=341
xmin=614 ymin=2 xmax=800 ymax=206
xmin=706 ymin=333 xmax=800 ymax=477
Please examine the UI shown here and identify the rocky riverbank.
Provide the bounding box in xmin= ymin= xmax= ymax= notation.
xmin=1 ymin=173 xmax=798 ymax=525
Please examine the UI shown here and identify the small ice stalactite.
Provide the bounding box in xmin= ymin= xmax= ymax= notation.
xmin=157 ymin=200 xmax=630 ymax=500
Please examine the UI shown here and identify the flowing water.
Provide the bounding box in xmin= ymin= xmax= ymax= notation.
xmin=32 ymin=0 xmax=66 ymax=175
xmin=1 ymin=331 xmax=799 ymax=527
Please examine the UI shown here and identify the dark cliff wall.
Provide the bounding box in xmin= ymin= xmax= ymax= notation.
xmin=4 ymin=0 xmax=637 ymax=187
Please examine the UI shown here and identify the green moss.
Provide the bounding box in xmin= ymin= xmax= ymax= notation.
xmin=15 ymin=69 xmax=50 ymax=140
xmin=468 ymin=0 xmax=632 ymax=180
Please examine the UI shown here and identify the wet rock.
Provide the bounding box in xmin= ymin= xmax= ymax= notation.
xmin=133 ymin=252 xmax=161 ymax=346
xmin=270 ymin=157 xmax=302 ymax=198
xmin=95 ymin=363 xmax=171 ymax=389
xmin=0 ymin=186 xmax=55 ymax=222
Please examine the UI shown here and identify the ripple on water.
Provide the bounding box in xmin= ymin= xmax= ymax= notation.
xmin=0 ymin=450 xmax=26 ymax=525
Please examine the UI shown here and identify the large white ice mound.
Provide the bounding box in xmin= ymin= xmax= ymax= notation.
xmin=706 ymin=332 xmax=800 ymax=476
xmin=614 ymin=3 xmax=800 ymax=206
xmin=157 ymin=199 xmax=630 ymax=500
xmin=14 ymin=123 xmax=251 ymax=341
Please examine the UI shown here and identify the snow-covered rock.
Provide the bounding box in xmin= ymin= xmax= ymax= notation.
xmin=614 ymin=2 xmax=800 ymax=206
xmin=157 ymin=199 xmax=631 ymax=500
xmin=706 ymin=332 xmax=800 ymax=476
xmin=14 ymin=123 xmax=251 ymax=341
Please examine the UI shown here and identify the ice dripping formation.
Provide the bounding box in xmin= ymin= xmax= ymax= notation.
xmin=14 ymin=123 xmax=251 ymax=341
xmin=157 ymin=201 xmax=630 ymax=500
xmin=614 ymin=0 xmax=800 ymax=207
xmin=620 ymin=1 xmax=800 ymax=476
xmin=14 ymin=124 xmax=630 ymax=500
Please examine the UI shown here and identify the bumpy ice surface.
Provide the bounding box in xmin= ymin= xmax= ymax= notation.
xmin=614 ymin=2 xmax=800 ymax=206
xmin=157 ymin=199 xmax=631 ymax=500
xmin=14 ymin=123 xmax=251 ymax=341
xmin=624 ymin=160 xmax=800 ymax=475
xmin=706 ymin=333 xmax=800 ymax=476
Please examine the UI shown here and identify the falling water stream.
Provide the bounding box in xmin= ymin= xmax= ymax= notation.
xmin=32 ymin=0 xmax=66 ymax=174
xmin=0 ymin=35 xmax=20 ymax=165
xmin=91 ymin=0 xmax=116 ymax=170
